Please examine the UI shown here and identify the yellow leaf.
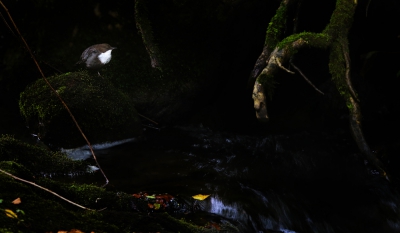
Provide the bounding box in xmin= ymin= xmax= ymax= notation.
xmin=192 ymin=194 xmax=210 ymax=201
xmin=154 ymin=203 xmax=161 ymax=210
xmin=12 ymin=198 xmax=21 ymax=205
xmin=5 ymin=209 xmax=18 ymax=219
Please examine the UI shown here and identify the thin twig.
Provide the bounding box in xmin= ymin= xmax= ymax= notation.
xmin=290 ymin=61 xmax=324 ymax=95
xmin=0 ymin=11 xmax=16 ymax=38
xmin=41 ymin=60 xmax=63 ymax=74
xmin=275 ymin=57 xmax=295 ymax=74
xmin=366 ymin=0 xmax=372 ymax=17
xmin=138 ymin=113 xmax=158 ymax=125
xmin=142 ymin=124 xmax=160 ymax=130
xmin=0 ymin=0 xmax=109 ymax=186
xmin=0 ymin=168 xmax=94 ymax=211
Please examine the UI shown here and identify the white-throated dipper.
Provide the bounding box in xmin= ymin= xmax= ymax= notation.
xmin=76 ymin=43 xmax=116 ymax=76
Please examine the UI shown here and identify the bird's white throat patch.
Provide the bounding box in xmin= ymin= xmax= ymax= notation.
xmin=98 ymin=50 xmax=112 ymax=64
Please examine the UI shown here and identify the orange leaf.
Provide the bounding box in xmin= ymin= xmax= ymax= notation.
xmin=12 ymin=198 xmax=21 ymax=205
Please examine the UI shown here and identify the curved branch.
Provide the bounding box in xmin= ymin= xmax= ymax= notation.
xmin=342 ymin=37 xmax=387 ymax=177
xmin=248 ymin=0 xmax=295 ymax=85
xmin=251 ymin=0 xmax=387 ymax=174
xmin=252 ymin=0 xmax=357 ymax=123
xmin=252 ymin=33 xmax=330 ymax=121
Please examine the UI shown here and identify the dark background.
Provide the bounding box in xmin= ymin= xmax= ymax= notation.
xmin=1 ymin=0 xmax=400 ymax=177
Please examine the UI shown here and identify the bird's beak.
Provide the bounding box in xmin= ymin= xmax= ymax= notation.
xmin=112 ymin=47 xmax=117 ymax=50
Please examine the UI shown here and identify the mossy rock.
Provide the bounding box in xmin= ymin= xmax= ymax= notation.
xmin=0 ymin=135 xmax=88 ymax=176
xmin=19 ymin=71 xmax=142 ymax=148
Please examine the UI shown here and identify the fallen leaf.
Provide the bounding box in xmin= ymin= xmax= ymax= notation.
xmin=68 ymin=229 xmax=84 ymax=233
xmin=146 ymin=194 xmax=156 ymax=199
xmin=16 ymin=209 xmax=25 ymax=215
xmin=12 ymin=198 xmax=21 ymax=205
xmin=207 ymin=222 xmax=221 ymax=230
xmin=192 ymin=194 xmax=210 ymax=201
xmin=154 ymin=203 xmax=161 ymax=210
xmin=156 ymin=194 xmax=174 ymax=202
xmin=5 ymin=209 xmax=18 ymax=219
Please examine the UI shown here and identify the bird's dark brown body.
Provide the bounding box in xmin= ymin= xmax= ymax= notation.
xmin=77 ymin=43 xmax=116 ymax=75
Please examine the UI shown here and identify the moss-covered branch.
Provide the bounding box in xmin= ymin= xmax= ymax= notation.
xmin=249 ymin=0 xmax=293 ymax=82
xmin=253 ymin=32 xmax=330 ymax=120
xmin=135 ymin=0 xmax=163 ymax=69
xmin=252 ymin=0 xmax=385 ymax=174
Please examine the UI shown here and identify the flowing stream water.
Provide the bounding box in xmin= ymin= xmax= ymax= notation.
xmin=62 ymin=125 xmax=400 ymax=233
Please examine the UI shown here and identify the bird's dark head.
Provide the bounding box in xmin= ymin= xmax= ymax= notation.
xmin=95 ymin=43 xmax=117 ymax=53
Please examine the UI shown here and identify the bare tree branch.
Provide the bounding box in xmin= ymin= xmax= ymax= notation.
xmin=276 ymin=57 xmax=295 ymax=74
xmin=290 ymin=61 xmax=324 ymax=95
xmin=0 ymin=168 xmax=95 ymax=211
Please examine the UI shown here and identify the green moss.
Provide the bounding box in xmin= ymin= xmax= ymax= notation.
xmin=265 ymin=2 xmax=288 ymax=48
xmin=328 ymin=40 xmax=354 ymax=109
xmin=0 ymin=180 xmax=118 ymax=232
xmin=258 ymin=32 xmax=330 ymax=99
xmin=0 ymin=161 xmax=34 ymax=182
xmin=323 ymin=0 xmax=357 ymax=38
xmin=0 ymin=135 xmax=88 ymax=176
xmin=19 ymin=71 xmax=141 ymax=148
xmin=278 ymin=32 xmax=331 ymax=51
xmin=257 ymin=72 xmax=277 ymax=100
